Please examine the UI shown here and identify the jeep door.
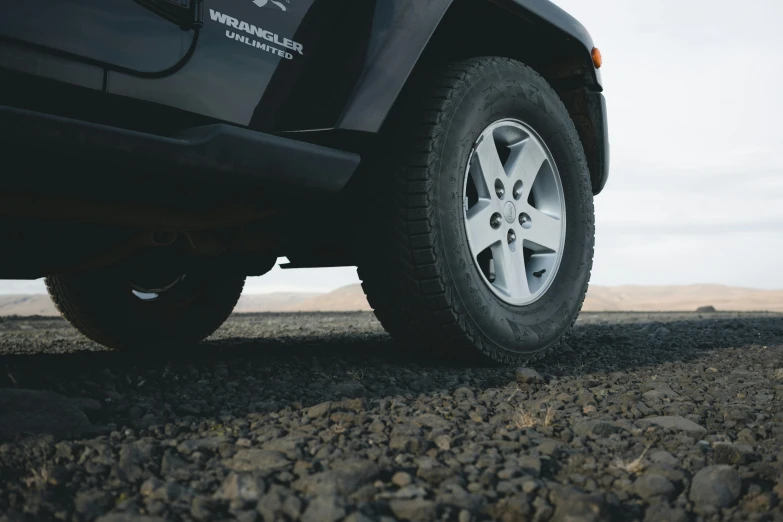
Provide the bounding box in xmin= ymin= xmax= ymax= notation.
xmin=0 ymin=0 xmax=196 ymax=80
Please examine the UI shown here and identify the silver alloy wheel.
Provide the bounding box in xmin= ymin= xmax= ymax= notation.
xmin=463 ymin=119 xmax=566 ymax=306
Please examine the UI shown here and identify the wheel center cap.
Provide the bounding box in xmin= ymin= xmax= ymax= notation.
xmin=503 ymin=201 xmax=517 ymax=224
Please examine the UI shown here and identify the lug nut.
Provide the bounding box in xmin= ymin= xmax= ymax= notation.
xmin=490 ymin=213 xmax=502 ymax=229
xmin=495 ymin=179 xmax=505 ymax=199
xmin=512 ymin=181 xmax=524 ymax=200
xmin=519 ymin=212 xmax=532 ymax=229
xmin=507 ymin=229 xmax=516 ymax=243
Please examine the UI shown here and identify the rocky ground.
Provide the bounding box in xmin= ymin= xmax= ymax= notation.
xmin=0 ymin=311 xmax=782 ymax=522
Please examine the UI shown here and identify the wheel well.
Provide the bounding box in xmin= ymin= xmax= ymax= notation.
xmin=417 ymin=0 xmax=599 ymax=92
xmin=390 ymin=0 xmax=606 ymax=193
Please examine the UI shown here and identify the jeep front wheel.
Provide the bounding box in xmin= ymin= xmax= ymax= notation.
xmin=358 ymin=57 xmax=595 ymax=364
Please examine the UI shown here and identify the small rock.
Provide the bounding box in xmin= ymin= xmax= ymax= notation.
xmin=160 ymin=451 xmax=190 ymax=479
xmin=519 ymin=455 xmax=542 ymax=476
xmin=301 ymin=495 xmax=346 ymax=522
xmin=235 ymin=511 xmax=258 ymax=522
xmin=116 ymin=441 xmax=155 ymax=483
xmin=226 ymin=450 xmax=290 ymax=472
xmin=433 ymin=433 xmax=451 ymax=451
xmin=282 ymin=495 xmax=303 ymax=520
xmin=536 ymin=440 xmax=562 ymax=456
xmin=74 ymin=490 xmax=112 ymax=519
xmin=643 ymin=503 xmax=688 ymax=522
xmin=177 ymin=403 xmax=201 ymax=415
xmin=486 ymin=492 xmax=532 ymax=522
xmin=454 ymin=387 xmax=475 ymax=400
xmin=307 ymin=401 xmax=331 ymax=418
xmin=332 ymin=380 xmax=366 ymax=397
xmin=515 ymin=368 xmax=544 ymax=387
xmin=140 ymin=477 xmax=164 ymax=497
xmin=255 ymin=490 xmax=284 ymax=521
xmin=141 ymin=477 xmax=194 ymax=503
xmin=177 ymin=437 xmax=227 ymax=455
xmin=689 ymin=465 xmax=741 ymax=510
xmin=638 ymin=416 xmax=706 ymax=434
xmin=438 ymin=485 xmax=485 ymax=512
xmin=0 ymin=388 xmax=94 ymax=441
xmin=215 ymin=473 xmax=265 ymax=502
xmin=696 ymin=305 xmax=716 ymax=313
xmin=736 ymin=428 xmax=757 ymax=444
xmin=190 ymin=496 xmax=215 ymax=522
xmin=413 ymin=413 xmax=450 ymax=430
xmin=294 ymin=459 xmax=380 ymax=496
xmin=392 ymin=471 xmax=413 ymax=488
xmin=393 ymin=484 xmax=428 ymax=499
xmin=263 ymin=435 xmax=314 ymax=460
xmin=651 ymin=327 xmax=671 ymax=337
xmin=714 ymin=443 xmax=757 ymax=465
xmin=648 ymin=450 xmax=678 ymax=467
xmin=95 ymin=515 xmax=166 ymax=522
xmin=343 ymin=512 xmax=376 ymax=522
xmin=389 ymin=498 xmax=438 ymax=522
xmin=573 ymin=420 xmax=620 ymax=438
xmin=633 ymin=474 xmax=675 ymax=501
xmin=550 ymin=488 xmax=606 ymax=522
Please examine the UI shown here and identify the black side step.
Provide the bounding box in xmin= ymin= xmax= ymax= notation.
xmin=0 ymin=106 xmax=360 ymax=204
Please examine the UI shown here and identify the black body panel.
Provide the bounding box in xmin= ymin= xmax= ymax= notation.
xmin=0 ymin=0 xmax=607 ymax=194
xmin=0 ymin=0 xmax=601 ymax=127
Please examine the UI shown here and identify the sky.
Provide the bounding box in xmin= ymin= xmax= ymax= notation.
xmin=1 ymin=0 xmax=781 ymax=295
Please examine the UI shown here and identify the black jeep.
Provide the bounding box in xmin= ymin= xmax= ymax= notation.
xmin=0 ymin=0 xmax=608 ymax=364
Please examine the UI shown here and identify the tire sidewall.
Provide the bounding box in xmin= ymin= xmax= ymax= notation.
xmin=434 ymin=60 xmax=594 ymax=356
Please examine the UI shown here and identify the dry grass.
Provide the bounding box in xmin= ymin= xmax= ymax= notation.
xmin=5 ymin=365 xmax=17 ymax=385
xmin=511 ymin=403 xmax=556 ymax=429
xmin=506 ymin=385 xmax=521 ymax=403
xmin=23 ymin=467 xmax=51 ymax=489
xmin=512 ymin=407 xmax=537 ymax=429
xmin=544 ymin=405 xmax=556 ymax=427
xmin=613 ymin=443 xmax=652 ymax=474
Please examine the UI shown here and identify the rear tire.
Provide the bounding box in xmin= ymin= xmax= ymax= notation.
xmin=357 ymin=57 xmax=595 ymax=365
xmin=46 ymin=268 xmax=245 ymax=351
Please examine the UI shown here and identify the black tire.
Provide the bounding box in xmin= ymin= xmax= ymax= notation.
xmin=358 ymin=57 xmax=595 ymax=365
xmin=46 ymin=268 xmax=245 ymax=351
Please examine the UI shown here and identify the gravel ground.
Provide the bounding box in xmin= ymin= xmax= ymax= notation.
xmin=1 ymin=311 xmax=782 ymax=522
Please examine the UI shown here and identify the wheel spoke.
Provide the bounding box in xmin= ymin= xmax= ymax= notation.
xmin=522 ymin=206 xmax=563 ymax=252
xmin=475 ymin=134 xmax=506 ymax=185
xmin=493 ymin=242 xmax=530 ymax=298
xmin=509 ymin=138 xmax=547 ymax=196
xmin=465 ymin=199 xmax=500 ymax=254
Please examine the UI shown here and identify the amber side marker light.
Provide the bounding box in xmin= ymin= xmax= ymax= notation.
xmin=591 ymin=47 xmax=603 ymax=68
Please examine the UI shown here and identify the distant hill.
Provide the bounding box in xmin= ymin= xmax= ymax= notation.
xmin=582 ymin=284 xmax=783 ymax=312
xmin=233 ymin=292 xmax=320 ymax=313
xmin=1 ymin=283 xmax=781 ymax=316
xmin=282 ymin=284 xmax=372 ymax=312
xmin=282 ymin=283 xmax=783 ymax=313
xmin=0 ymin=292 xmax=320 ymax=317
xmin=0 ymin=295 xmax=58 ymax=316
